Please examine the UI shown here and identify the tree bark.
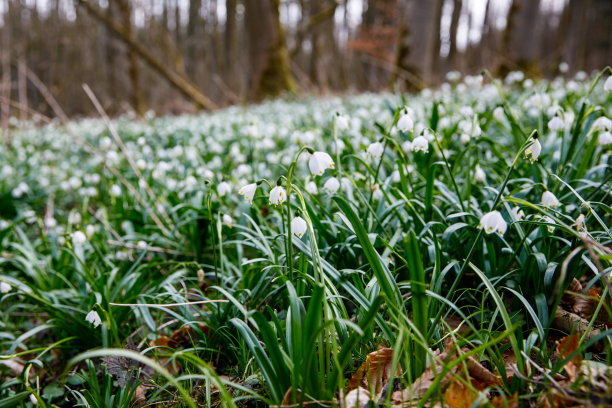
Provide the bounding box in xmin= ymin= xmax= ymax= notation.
xmin=78 ymin=0 xmax=217 ymax=110
xmin=117 ymin=0 xmax=145 ymax=115
xmin=245 ymin=0 xmax=296 ymax=98
xmin=446 ymin=0 xmax=462 ymax=72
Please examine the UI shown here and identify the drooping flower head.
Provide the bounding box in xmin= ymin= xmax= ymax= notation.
xmin=308 ymin=152 xmax=334 ymax=177
xmin=541 ymin=191 xmax=560 ymax=208
xmin=85 ymin=310 xmax=102 ymax=328
xmin=269 ymin=186 xmax=286 ymax=206
xmin=411 ymin=136 xmax=429 ymax=153
xmin=291 ymin=216 xmax=308 ymax=238
xmin=397 ymin=110 xmax=414 ymax=133
xmin=548 ymin=116 xmax=565 ymax=132
xmin=479 ymin=211 xmax=507 ymax=236
xmin=604 ymin=76 xmax=612 ymax=92
xmin=525 ymin=135 xmax=542 ymax=163
xmin=239 ymin=183 xmax=257 ymax=204
xmin=367 ymin=142 xmax=384 ymax=160
xmin=335 ymin=113 xmax=349 ymax=130
xmin=306 ymin=181 xmax=318 ymax=194
xmin=223 ymin=214 xmax=233 ymax=228
xmin=323 ymin=177 xmax=340 ymax=194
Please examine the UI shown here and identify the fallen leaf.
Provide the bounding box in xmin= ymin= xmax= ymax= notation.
xmin=348 ymin=347 xmax=399 ymax=395
xmin=556 ymin=335 xmax=582 ymax=382
xmin=0 ymin=359 xmax=24 ymax=376
xmin=342 ymin=387 xmax=371 ymax=408
xmin=281 ymin=386 xmax=301 ymax=407
xmin=444 ymin=378 xmax=476 ymax=408
xmin=466 ymin=356 xmax=499 ymax=387
xmin=491 ymin=392 xmax=518 ymax=408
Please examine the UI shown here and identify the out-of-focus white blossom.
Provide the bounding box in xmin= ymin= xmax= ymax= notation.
xmin=479 ymin=211 xmax=507 ymax=236
xmin=542 ymin=191 xmax=560 ymax=208
xmin=323 ymin=177 xmax=340 ymax=193
xmin=85 ymin=310 xmax=101 ymax=328
xmin=239 ymin=183 xmax=257 ymax=204
xmin=367 ymin=142 xmax=384 ymax=160
xmin=306 ymin=181 xmax=318 ymax=194
xmin=223 ymin=214 xmax=233 ymax=228
xmin=269 ymin=186 xmax=286 ymax=206
xmin=525 ymin=137 xmax=542 ymax=163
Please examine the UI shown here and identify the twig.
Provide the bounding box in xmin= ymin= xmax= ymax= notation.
xmin=23 ymin=66 xmax=171 ymax=236
xmin=82 ymin=83 xmax=173 ymax=231
xmin=106 ymin=239 xmax=193 ymax=256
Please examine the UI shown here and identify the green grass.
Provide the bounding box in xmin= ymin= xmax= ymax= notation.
xmin=1 ymin=70 xmax=612 ymax=406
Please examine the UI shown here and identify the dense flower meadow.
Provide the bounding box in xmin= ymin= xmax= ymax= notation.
xmin=1 ymin=70 xmax=611 ymax=407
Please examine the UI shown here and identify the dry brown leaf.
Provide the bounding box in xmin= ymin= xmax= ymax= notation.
xmin=348 ymin=347 xmax=399 ymax=395
xmin=491 ymin=392 xmax=518 ymax=408
xmin=556 ymin=335 xmax=582 ymax=382
xmin=131 ymin=384 xmax=147 ymax=406
xmin=443 ymin=378 xmax=476 ymax=408
xmin=0 ymin=359 xmax=24 ymax=376
xmin=280 ymin=386 xmax=301 ymax=407
xmin=342 ymin=387 xmax=371 ymax=408
xmin=466 ymin=356 xmax=499 ymax=387
xmin=552 ymin=308 xmax=603 ymax=351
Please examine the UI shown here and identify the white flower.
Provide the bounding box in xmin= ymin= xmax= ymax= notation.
xmin=573 ymin=214 xmax=586 ymax=232
xmin=223 ymin=214 xmax=233 ymax=228
xmin=540 ymin=216 xmax=556 ymax=232
xmin=72 ymin=231 xmax=87 ymax=246
xmin=367 ymin=142 xmax=384 ymax=160
xmin=85 ymin=225 xmax=95 ymax=237
xmin=548 ymin=116 xmax=565 ymax=132
xmin=604 ymin=76 xmax=612 ymax=92
xmin=85 ymin=310 xmax=102 ymax=328
xmin=335 ymin=113 xmax=349 ymax=130
xmin=109 ymin=184 xmax=122 ymax=197
xmin=559 ymin=62 xmax=569 ymax=73
xmin=136 ymin=240 xmax=147 ymax=249
xmin=542 ymin=191 xmax=560 ymax=208
xmin=474 ymin=165 xmax=486 ymax=182
xmin=479 ymin=211 xmax=507 ymax=236
xmin=397 ymin=112 xmax=414 ymax=132
xmin=323 ymin=177 xmax=340 ymax=193
xmin=460 ymin=133 xmax=471 ymax=144
xmin=269 ymin=186 xmax=286 ymax=206
xmin=239 ymin=183 xmax=257 ymax=204
xmin=511 ymin=207 xmax=525 ymax=221
xmin=306 ymin=181 xmax=318 ymax=194
xmin=372 ymin=185 xmax=383 ymax=201
xmin=493 ymin=106 xmax=505 ymax=122
xmin=44 ymin=217 xmax=57 ymax=229
xmin=525 ymin=137 xmax=542 ymax=163
xmin=291 ymin=216 xmax=307 ymax=238
xmin=217 ymin=181 xmax=231 ymax=197
xmin=0 ymin=282 xmax=11 ymax=293
xmin=0 ymin=220 xmax=8 ymax=230
xmin=308 ymin=151 xmax=334 ymax=177
xmin=592 ymin=117 xmax=611 ymax=132
xmin=411 ymin=136 xmax=429 ymax=153
xmin=598 ymin=131 xmax=612 ymax=146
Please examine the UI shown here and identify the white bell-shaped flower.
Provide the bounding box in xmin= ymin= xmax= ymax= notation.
xmin=604 ymin=76 xmax=612 ymax=92
xmin=291 ymin=216 xmax=308 ymax=238
xmin=540 ymin=216 xmax=556 ymax=232
xmin=217 ymin=181 xmax=231 ymax=197
xmin=239 ymin=183 xmax=257 ymax=204
xmin=269 ymin=186 xmax=286 ymax=206
xmin=397 ymin=112 xmax=414 ymax=132
xmin=85 ymin=310 xmax=102 ymax=328
xmin=223 ymin=214 xmax=233 ymax=228
xmin=525 ymin=137 xmax=542 ymax=163
xmin=308 ymin=152 xmax=334 ymax=177
xmin=592 ymin=117 xmax=611 ymax=132
xmin=306 ymin=181 xmax=318 ymax=194
xmin=335 ymin=113 xmax=349 ymax=130
xmin=0 ymin=282 xmax=11 ymax=293
xmin=598 ymin=131 xmax=612 ymax=146
xmin=479 ymin=211 xmax=507 ymax=236
xmin=367 ymin=142 xmax=384 ymax=160
xmin=411 ymin=136 xmax=429 ymax=153
xmin=323 ymin=177 xmax=340 ymax=193
xmin=474 ymin=165 xmax=486 ymax=182
xmin=548 ymin=116 xmax=565 ymax=132
xmin=72 ymin=231 xmax=87 ymax=246
xmin=542 ymin=191 xmax=560 ymax=208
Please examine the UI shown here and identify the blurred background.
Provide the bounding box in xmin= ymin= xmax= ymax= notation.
xmin=0 ymin=0 xmax=610 ymax=120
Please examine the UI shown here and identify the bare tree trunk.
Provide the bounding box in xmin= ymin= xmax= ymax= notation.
xmin=117 ymin=0 xmax=145 ymax=115
xmin=499 ymin=0 xmax=541 ymax=75
xmin=428 ymin=0 xmax=444 ymax=84
xmin=1 ymin=0 xmax=11 ymax=131
xmin=78 ymin=0 xmax=217 ymax=110
xmin=446 ymin=0 xmax=462 ymax=72
xmin=245 ymin=0 xmax=295 ymax=98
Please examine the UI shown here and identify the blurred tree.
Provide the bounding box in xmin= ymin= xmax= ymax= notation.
xmin=245 ymin=0 xmax=295 ymax=98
